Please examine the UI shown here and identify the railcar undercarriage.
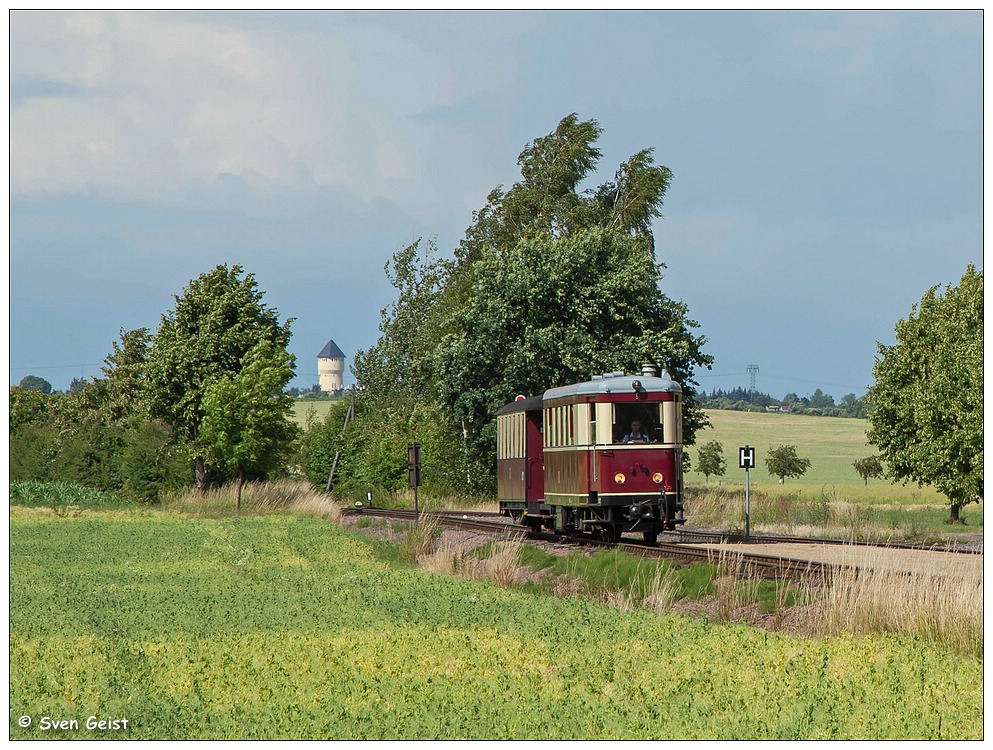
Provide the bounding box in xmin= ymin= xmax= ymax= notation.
xmin=501 ymin=493 xmax=685 ymax=545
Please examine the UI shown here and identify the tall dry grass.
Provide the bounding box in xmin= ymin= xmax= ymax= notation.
xmin=640 ymin=565 xmax=682 ymax=614
xmin=401 ymin=513 xmax=442 ymax=563
xmin=161 ymin=479 xmax=342 ymax=522
xmin=416 ymin=532 xmax=525 ymax=587
xmin=810 ymin=548 xmax=983 ymax=656
xmin=685 ymin=484 xmax=963 ymax=541
xmin=707 ymin=547 xmax=763 ymax=622
xmin=605 ymin=565 xmax=683 ymax=614
xmin=366 ymin=487 xmax=499 ymax=514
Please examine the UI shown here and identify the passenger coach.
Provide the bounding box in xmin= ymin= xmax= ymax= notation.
xmin=496 ymin=365 xmax=686 ymax=544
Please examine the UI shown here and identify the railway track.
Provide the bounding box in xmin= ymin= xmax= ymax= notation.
xmin=345 ymin=507 xmax=850 ymax=579
xmin=660 ymin=527 xmax=981 ymax=555
xmin=346 ymin=506 xmax=979 ymax=555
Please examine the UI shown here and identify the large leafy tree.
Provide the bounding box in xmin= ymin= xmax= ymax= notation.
xmin=456 ymin=113 xmax=672 ymax=265
xmin=352 ymin=238 xmax=449 ymax=402
xmin=18 ymin=375 xmax=52 ymax=394
xmin=145 ymin=264 xmax=295 ymax=493
xmin=200 ymin=341 xmax=299 ymax=510
xmin=866 ymin=265 xmax=983 ymax=521
xmin=435 ymin=228 xmax=710 ymax=485
xmin=346 ymin=113 xmax=709 ymax=495
xmin=101 ymin=327 xmax=152 ymax=423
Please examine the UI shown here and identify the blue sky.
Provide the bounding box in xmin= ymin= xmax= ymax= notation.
xmin=8 ymin=10 xmax=983 ymax=399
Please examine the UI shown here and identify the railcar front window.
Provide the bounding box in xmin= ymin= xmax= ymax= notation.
xmin=613 ymin=404 xmax=662 ymax=443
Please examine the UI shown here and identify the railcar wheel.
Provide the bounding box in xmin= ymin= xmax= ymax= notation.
xmin=599 ymin=525 xmax=619 ymax=544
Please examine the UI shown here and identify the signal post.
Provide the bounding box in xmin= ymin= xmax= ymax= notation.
xmin=408 ymin=444 xmax=422 ymax=517
xmin=739 ymin=445 xmax=756 ymax=540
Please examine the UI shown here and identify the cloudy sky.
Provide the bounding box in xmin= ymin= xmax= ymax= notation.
xmin=9 ymin=10 xmax=983 ymax=400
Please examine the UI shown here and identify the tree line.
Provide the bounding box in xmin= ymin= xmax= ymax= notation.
xmin=8 ymin=116 xmax=981 ymax=523
xmin=700 ymin=387 xmax=866 ymax=418
xmin=10 ymin=265 xmax=298 ymax=507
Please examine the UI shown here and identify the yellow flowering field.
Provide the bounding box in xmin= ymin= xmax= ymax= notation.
xmin=9 ymin=506 xmax=983 ymax=739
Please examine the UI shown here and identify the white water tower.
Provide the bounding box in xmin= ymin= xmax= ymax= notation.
xmin=317 ymin=339 xmax=345 ymax=393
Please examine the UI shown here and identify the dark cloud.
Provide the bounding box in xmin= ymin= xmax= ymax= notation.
xmin=9 ymin=74 xmax=92 ymax=102
xmin=9 ymin=11 xmax=983 ymax=399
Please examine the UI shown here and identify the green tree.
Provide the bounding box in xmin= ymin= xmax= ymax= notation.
xmin=19 ymin=375 xmax=52 ymax=394
xmin=344 ymin=114 xmax=709 ymax=497
xmin=352 ymin=238 xmax=449 ymax=401
xmin=101 ymin=327 xmax=152 ymax=423
xmin=866 ymin=265 xmax=982 ymax=522
xmin=765 ymin=444 xmax=811 ymax=483
xmin=456 ymin=113 xmax=673 ymax=266
xmin=809 ymin=388 xmax=835 ymax=409
xmin=10 ymin=386 xmax=52 ymax=434
xmin=696 ymin=440 xmax=726 ymax=483
xmin=200 ymin=341 xmax=299 ymax=511
xmin=839 ymin=393 xmax=866 ymax=418
xmin=434 ymin=228 xmax=711 ymax=489
xmin=852 ymin=455 xmax=885 ymax=486
xmin=9 ymin=330 xmax=190 ymax=500
xmin=145 ymin=264 xmax=295 ymax=493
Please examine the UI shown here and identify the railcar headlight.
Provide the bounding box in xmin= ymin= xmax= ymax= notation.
xmin=613 ymin=472 xmax=627 ymax=485
xmin=652 ymin=472 xmax=664 ymax=484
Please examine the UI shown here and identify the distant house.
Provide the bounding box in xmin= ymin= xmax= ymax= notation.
xmin=317 ymin=339 xmax=345 ymax=394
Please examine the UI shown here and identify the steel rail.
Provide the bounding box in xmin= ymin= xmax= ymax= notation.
xmin=662 ymin=527 xmax=981 ymax=555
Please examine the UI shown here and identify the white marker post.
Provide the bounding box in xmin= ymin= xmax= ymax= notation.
xmin=738 ymin=446 xmax=756 ymax=540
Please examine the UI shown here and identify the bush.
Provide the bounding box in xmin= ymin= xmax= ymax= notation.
xmin=10 ymin=381 xmax=191 ymax=503
xmin=299 ymin=394 xmax=473 ymax=500
xmin=9 ymin=481 xmax=131 ymax=509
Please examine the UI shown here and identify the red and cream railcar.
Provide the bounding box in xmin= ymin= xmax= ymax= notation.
xmin=497 ymin=366 xmax=686 ymax=544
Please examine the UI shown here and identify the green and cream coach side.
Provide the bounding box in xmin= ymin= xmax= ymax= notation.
xmin=497 ymin=366 xmax=686 ymax=545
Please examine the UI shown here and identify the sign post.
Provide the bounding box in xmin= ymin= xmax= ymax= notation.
xmin=738 ymin=445 xmax=756 ymax=540
xmin=408 ymin=444 xmax=422 ymax=517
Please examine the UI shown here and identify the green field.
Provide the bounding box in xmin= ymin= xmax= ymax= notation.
xmin=291 ymin=399 xmax=337 ymax=426
xmin=692 ymin=410 xmax=885 ymax=487
xmin=9 ymin=504 xmax=984 ymax=739
xmin=690 ymin=410 xmax=954 ymax=500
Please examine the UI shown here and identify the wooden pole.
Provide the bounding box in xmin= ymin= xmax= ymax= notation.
xmin=326 ymin=386 xmax=355 ymax=493
xmin=326 ymin=451 xmax=340 ymax=493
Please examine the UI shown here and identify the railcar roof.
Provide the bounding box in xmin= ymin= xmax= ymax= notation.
xmin=495 ymin=393 xmax=545 ymax=415
xmin=543 ymin=372 xmax=682 ymax=401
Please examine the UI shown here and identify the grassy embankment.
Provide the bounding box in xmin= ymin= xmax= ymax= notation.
xmin=9 ymin=488 xmax=983 ymax=740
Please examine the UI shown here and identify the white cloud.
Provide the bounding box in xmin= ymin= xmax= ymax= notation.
xmin=9 ymin=11 xmax=477 ymax=218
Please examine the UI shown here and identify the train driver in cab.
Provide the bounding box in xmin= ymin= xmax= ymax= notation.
xmin=623 ymin=420 xmax=651 ymax=444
